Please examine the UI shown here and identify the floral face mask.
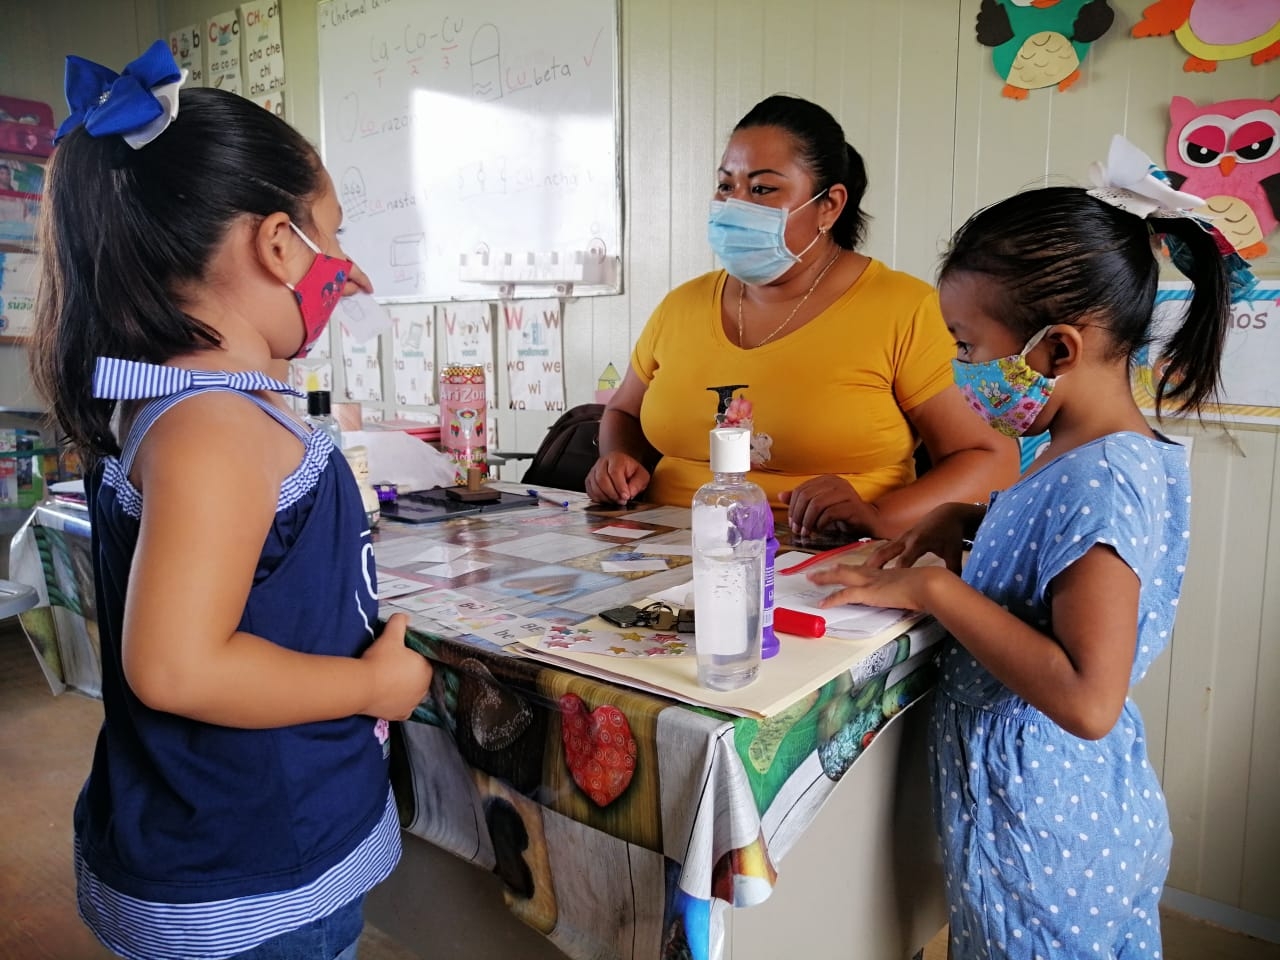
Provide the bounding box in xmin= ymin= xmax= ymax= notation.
xmin=951 ymin=327 xmax=1055 ymax=438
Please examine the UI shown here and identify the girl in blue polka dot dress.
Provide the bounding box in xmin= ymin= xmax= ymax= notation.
xmin=810 ymin=144 xmax=1237 ymax=959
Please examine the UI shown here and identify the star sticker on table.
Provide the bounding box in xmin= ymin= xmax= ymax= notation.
xmin=620 ymin=631 xmax=644 ymax=642
xmin=545 ymin=638 xmax=575 ymax=648
xmin=608 ymin=646 xmax=632 ymax=656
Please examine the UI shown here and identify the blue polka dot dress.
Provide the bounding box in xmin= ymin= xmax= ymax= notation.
xmin=933 ymin=433 xmax=1190 ymax=960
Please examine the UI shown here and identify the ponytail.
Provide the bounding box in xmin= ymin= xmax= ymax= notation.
xmin=829 ymin=142 xmax=870 ymax=250
xmin=1149 ymin=218 xmax=1231 ymax=418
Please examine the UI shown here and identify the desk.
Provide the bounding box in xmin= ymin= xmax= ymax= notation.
xmin=10 ymin=496 xmax=946 ymax=960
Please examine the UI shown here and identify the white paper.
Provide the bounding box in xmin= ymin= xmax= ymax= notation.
xmin=440 ymin=302 xmax=496 ymax=408
xmin=420 ymin=559 xmax=491 ymax=579
xmin=239 ymin=0 xmax=285 ymax=99
xmin=593 ymin=525 xmax=654 ymax=540
xmin=772 ymin=551 xmax=919 ymax=638
xmin=376 ymin=576 xmax=430 ymax=599
xmin=1143 ymin=282 xmax=1280 ymax=421
xmin=205 ymin=11 xmax=243 ymax=94
xmin=634 ymin=543 xmax=694 ymax=557
xmin=389 ymin=303 xmax=436 ymax=406
xmin=168 ymin=24 xmax=205 ymax=86
xmin=340 ymin=429 xmax=456 ymax=490
xmin=410 ymin=544 xmax=470 ymax=564
xmin=475 ymin=619 xmax=557 ymax=646
xmin=482 ymin=532 xmax=607 ymax=563
xmin=388 ymin=592 xmax=449 ymax=613
xmin=337 ymin=293 xmax=393 ymax=344
xmin=503 ymin=299 xmax=566 ymax=412
xmin=600 ymin=558 xmax=669 ymax=573
xmin=339 ymin=325 xmax=383 ymax=403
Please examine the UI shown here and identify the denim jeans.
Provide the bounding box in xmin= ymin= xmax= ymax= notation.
xmin=228 ymin=896 xmax=364 ymax=960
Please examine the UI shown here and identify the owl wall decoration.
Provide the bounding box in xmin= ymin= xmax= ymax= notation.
xmin=1132 ymin=0 xmax=1280 ymax=73
xmin=1164 ymin=95 xmax=1280 ymax=259
xmin=976 ymin=0 xmax=1116 ymax=100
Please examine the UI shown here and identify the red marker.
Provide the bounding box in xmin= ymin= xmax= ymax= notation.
xmin=778 ymin=539 xmax=874 ymax=575
xmin=774 ymin=607 xmax=826 ymax=638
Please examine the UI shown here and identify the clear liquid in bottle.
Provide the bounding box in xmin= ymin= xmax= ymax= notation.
xmin=691 ymin=428 xmax=767 ymax=691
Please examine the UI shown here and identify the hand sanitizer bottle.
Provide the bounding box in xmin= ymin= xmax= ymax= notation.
xmin=305 ymin=390 xmax=342 ymax=448
xmin=691 ymin=427 xmax=767 ymax=690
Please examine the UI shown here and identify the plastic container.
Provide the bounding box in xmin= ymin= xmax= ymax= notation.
xmin=690 ymin=427 xmax=767 ymax=691
xmin=341 ymin=445 xmax=380 ymax=527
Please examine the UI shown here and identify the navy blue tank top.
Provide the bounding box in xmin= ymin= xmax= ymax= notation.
xmin=75 ymin=360 xmax=398 ymax=957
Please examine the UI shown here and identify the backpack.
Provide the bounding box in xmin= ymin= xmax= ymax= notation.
xmin=520 ymin=403 xmax=606 ymax=492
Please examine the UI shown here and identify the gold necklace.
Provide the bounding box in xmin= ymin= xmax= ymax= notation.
xmin=736 ymin=249 xmax=842 ymax=349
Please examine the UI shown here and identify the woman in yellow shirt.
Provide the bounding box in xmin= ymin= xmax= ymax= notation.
xmin=585 ymin=95 xmax=1017 ymax=539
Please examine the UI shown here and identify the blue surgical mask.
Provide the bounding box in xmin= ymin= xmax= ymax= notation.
xmin=707 ymin=190 xmax=827 ymax=285
xmin=951 ymin=327 xmax=1056 ymax=438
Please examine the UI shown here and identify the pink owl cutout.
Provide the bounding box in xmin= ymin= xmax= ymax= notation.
xmin=1164 ymin=95 xmax=1280 ymax=260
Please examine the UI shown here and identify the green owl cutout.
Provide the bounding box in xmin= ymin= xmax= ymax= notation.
xmin=976 ymin=0 xmax=1115 ymax=100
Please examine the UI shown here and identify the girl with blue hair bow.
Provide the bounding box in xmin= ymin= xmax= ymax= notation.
xmin=31 ymin=40 xmax=432 ymax=960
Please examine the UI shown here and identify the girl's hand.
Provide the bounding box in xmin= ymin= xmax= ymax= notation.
xmin=863 ymin=501 xmax=981 ymax=575
xmin=780 ymin=475 xmax=881 ymax=538
xmin=807 ymin=563 xmax=945 ymax=613
xmin=586 ymin=452 xmax=650 ymax=504
xmin=360 ymin=613 xmax=434 ymax=720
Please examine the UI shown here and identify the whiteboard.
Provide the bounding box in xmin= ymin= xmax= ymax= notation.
xmin=316 ymin=0 xmax=621 ymax=302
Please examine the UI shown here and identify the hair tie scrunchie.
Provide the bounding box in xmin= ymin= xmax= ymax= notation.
xmin=55 ymin=39 xmax=186 ymax=149
xmin=1087 ymin=134 xmax=1257 ymax=299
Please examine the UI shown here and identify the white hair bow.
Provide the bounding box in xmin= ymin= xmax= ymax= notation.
xmin=1087 ymin=134 xmax=1258 ymax=298
xmin=1087 ymin=134 xmax=1205 ymax=220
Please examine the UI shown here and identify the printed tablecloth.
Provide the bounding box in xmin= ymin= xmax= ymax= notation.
xmin=11 ymin=498 xmax=944 ymax=960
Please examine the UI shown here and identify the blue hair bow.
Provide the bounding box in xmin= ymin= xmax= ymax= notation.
xmin=55 ymin=39 xmax=185 ymax=148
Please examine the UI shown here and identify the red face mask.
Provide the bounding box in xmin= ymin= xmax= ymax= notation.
xmin=285 ymin=222 xmax=353 ymax=358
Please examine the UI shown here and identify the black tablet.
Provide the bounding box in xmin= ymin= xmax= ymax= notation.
xmin=381 ymin=487 xmax=539 ymax=524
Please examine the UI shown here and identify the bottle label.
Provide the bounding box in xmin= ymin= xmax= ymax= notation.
xmin=440 ymin=363 xmax=487 ymax=484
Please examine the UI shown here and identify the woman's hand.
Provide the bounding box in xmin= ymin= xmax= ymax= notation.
xmin=360 ymin=613 xmax=434 ymax=720
xmin=861 ymin=501 xmax=982 ymax=575
xmin=779 ymin=475 xmax=880 ymax=538
xmin=586 ymin=451 xmax=650 ymax=504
